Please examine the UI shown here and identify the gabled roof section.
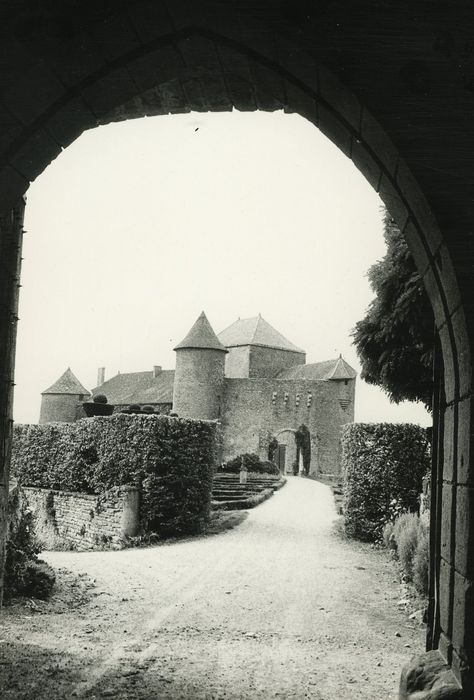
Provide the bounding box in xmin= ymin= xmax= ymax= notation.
xmin=91 ymin=370 xmax=175 ymax=404
xmin=218 ymin=315 xmax=305 ymax=353
xmin=42 ymin=368 xmax=90 ymax=396
xmin=277 ymin=356 xmax=357 ymax=381
xmin=174 ymin=311 xmax=227 ymax=352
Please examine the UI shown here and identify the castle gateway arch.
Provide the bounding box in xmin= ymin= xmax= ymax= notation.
xmin=0 ymin=2 xmax=473 ymax=697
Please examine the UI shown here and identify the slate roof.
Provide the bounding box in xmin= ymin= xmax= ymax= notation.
xmin=42 ymin=368 xmax=90 ymax=396
xmin=277 ymin=356 xmax=357 ymax=381
xmin=91 ymin=370 xmax=175 ymax=405
xmin=174 ymin=311 xmax=227 ymax=352
xmin=218 ymin=315 xmax=305 ymax=354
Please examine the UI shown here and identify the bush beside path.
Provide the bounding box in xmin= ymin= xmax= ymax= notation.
xmin=0 ymin=477 xmax=425 ymax=699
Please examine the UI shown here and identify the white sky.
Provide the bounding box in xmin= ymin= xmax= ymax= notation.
xmin=14 ymin=110 xmax=431 ymax=427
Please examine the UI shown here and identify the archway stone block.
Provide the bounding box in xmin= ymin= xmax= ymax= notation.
xmin=81 ymin=67 xmax=141 ymax=119
xmin=351 ymin=140 xmax=382 ymax=191
xmin=3 ymin=62 xmax=65 ymax=126
xmin=402 ymin=219 xmax=430 ymax=277
xmin=451 ymin=307 xmax=472 ymax=400
xmin=378 ymin=172 xmax=409 ymax=231
xmin=45 ymin=98 xmax=98 ymax=150
xmin=10 ymin=129 xmax=62 ymax=183
xmin=439 ymin=557 xmax=453 ymax=637
xmin=318 ymin=64 xmax=362 ymax=133
xmin=441 ymin=483 xmax=453 ymax=562
xmin=360 ymin=109 xmax=399 ymax=178
xmin=126 ymin=46 xmax=186 ymax=94
xmin=457 ymin=397 xmax=472 ymax=486
xmin=318 ymin=103 xmax=352 ymax=157
xmin=0 ymin=167 xmax=28 ymax=213
xmin=455 ymin=486 xmax=474 ymax=579
xmin=396 ymin=160 xmax=443 ymax=255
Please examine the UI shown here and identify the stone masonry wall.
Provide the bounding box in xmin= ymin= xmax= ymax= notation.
xmin=221 ymin=377 xmax=355 ymax=475
xmin=24 ymin=486 xmax=139 ymax=551
xmin=39 ymin=394 xmax=83 ymax=424
xmin=248 ymin=346 xmax=306 ymax=378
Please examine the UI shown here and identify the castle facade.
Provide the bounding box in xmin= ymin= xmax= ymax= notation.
xmin=39 ymin=313 xmax=356 ymax=476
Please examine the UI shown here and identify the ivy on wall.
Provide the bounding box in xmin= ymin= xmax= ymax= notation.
xmin=341 ymin=422 xmax=430 ymax=542
xmin=12 ymin=415 xmax=218 ymax=536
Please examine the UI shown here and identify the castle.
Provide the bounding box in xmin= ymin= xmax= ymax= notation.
xmin=39 ymin=313 xmax=356 ymax=476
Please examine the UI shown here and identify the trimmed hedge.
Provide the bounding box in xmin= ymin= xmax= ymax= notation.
xmin=341 ymin=423 xmax=430 ymax=542
xmin=221 ymin=453 xmax=279 ymax=475
xmin=12 ymin=414 xmax=218 ymax=537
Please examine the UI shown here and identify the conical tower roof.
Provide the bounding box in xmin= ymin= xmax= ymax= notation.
xmin=174 ymin=312 xmax=227 ymax=352
xmin=326 ymin=355 xmax=358 ymax=380
xmin=42 ymin=368 xmax=90 ymax=396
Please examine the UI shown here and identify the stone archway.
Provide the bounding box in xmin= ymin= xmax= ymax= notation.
xmin=0 ymin=3 xmax=472 ymax=695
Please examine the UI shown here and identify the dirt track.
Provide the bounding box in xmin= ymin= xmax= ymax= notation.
xmin=0 ymin=477 xmax=425 ymax=699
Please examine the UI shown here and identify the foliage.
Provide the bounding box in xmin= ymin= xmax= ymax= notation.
xmin=12 ymin=414 xmax=218 ymax=537
xmin=295 ymin=425 xmax=311 ymax=476
xmin=387 ymin=511 xmax=430 ymax=596
xmin=267 ymin=437 xmax=278 ymax=462
xmin=222 ymin=453 xmax=279 ymax=475
xmin=341 ymin=423 xmax=430 ymax=542
xmin=4 ymin=484 xmax=55 ymax=600
xmin=352 ymin=211 xmax=434 ymax=408
xmin=93 ymin=394 xmax=108 ymax=404
xmin=394 ymin=513 xmax=419 ymax=581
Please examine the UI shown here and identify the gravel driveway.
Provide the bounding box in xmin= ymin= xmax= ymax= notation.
xmin=1 ymin=477 xmax=425 ymax=699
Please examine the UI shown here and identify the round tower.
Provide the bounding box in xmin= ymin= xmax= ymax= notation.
xmin=39 ymin=367 xmax=90 ymax=424
xmin=172 ymin=312 xmax=227 ymax=420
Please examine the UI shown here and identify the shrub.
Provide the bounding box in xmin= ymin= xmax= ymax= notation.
xmin=93 ymin=394 xmax=108 ymax=404
xmin=12 ymin=414 xmax=218 ymax=538
xmin=386 ymin=512 xmax=430 ymax=595
xmin=341 ymin=423 xmax=430 ymax=542
xmin=413 ymin=523 xmax=430 ymax=595
xmin=222 ymin=453 xmax=279 ymax=475
xmin=382 ymin=521 xmax=396 ymax=550
xmin=4 ymin=483 xmax=55 ymax=600
xmin=395 ymin=513 xmax=419 ymax=581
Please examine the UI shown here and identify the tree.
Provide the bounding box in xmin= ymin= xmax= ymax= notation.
xmin=352 ymin=211 xmax=434 ymax=409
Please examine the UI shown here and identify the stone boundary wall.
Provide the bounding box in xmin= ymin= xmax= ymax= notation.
xmin=24 ymin=486 xmax=139 ymax=551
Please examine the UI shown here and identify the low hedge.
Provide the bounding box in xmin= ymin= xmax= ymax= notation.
xmin=12 ymin=414 xmax=218 ymax=537
xmin=341 ymin=423 xmax=430 ymax=542
xmin=221 ymin=453 xmax=279 ymax=475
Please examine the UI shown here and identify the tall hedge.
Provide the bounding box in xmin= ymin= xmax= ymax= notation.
xmin=341 ymin=423 xmax=430 ymax=542
xmin=12 ymin=414 xmax=218 ymax=536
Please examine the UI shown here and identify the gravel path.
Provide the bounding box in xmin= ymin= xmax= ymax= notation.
xmin=1 ymin=477 xmax=425 ymax=699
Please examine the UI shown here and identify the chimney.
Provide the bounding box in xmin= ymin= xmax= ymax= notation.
xmin=97 ymin=367 xmax=105 ymax=386
xmin=153 ymin=365 xmax=162 ymax=378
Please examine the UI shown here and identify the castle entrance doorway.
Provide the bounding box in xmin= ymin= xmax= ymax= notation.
xmin=275 ymin=429 xmax=298 ymax=475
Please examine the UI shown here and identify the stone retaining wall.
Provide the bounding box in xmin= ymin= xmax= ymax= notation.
xmin=24 ymin=486 xmax=139 ymax=551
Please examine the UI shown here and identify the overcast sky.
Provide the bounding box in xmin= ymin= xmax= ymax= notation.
xmin=14 ymin=110 xmax=431 ymax=427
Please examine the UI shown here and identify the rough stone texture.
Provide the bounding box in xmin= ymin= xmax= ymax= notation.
xmin=221 ymin=377 xmax=355 ymax=475
xmin=399 ymin=650 xmax=464 ymax=699
xmin=0 ymin=0 xmax=473 ymax=693
xmin=172 ymin=347 xmax=226 ymax=421
xmin=24 ymin=486 xmax=139 ymax=551
xmin=38 ymin=394 xmax=84 ymax=424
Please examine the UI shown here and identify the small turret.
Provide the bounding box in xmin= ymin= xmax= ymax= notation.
xmin=39 ymin=368 xmax=90 ymax=424
xmin=172 ymin=312 xmax=227 ymax=420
